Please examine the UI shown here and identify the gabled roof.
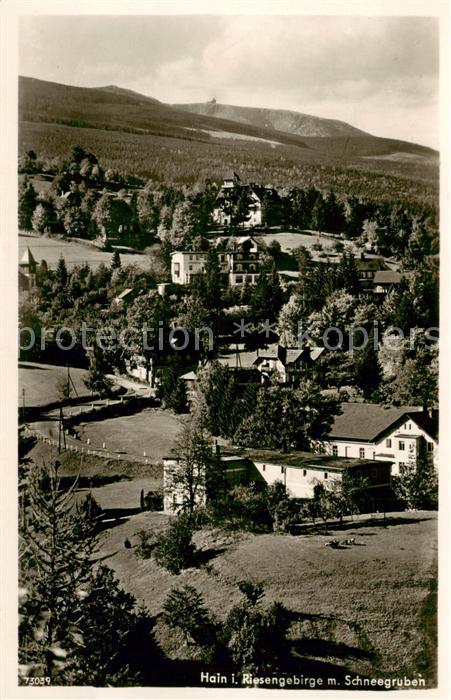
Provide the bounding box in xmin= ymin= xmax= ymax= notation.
xmin=180 ymin=371 xmax=197 ymax=381
xmin=357 ymin=258 xmax=387 ymax=272
xmin=214 ymin=235 xmax=259 ymax=251
xmin=253 ymin=344 xmax=325 ymax=367
xmin=114 ymin=288 xmax=135 ymax=300
xmin=20 ymin=247 xmax=36 ymax=266
xmin=328 ymin=402 xmax=436 ymax=442
xmin=373 ymin=270 xmax=403 ymax=285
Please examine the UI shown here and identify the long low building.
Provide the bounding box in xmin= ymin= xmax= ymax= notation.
xmin=163 ymin=446 xmax=393 ymax=513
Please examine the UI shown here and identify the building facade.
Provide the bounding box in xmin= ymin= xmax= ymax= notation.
xmin=170 ymin=251 xmax=208 ymax=285
xmin=319 ymin=403 xmax=438 ymax=475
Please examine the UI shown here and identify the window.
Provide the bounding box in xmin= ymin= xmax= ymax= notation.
xmin=386 ymin=438 xmax=392 ymax=448
xmin=324 ymin=472 xmax=328 ymax=480
xmin=359 ymin=448 xmax=365 ymax=458
xmin=235 ymin=275 xmax=243 ymax=284
xmin=399 ymin=441 xmax=405 ymax=451
xmin=303 ymin=469 xmax=307 ymax=477
xmin=173 ymin=263 xmax=180 ymax=277
xmin=249 ymin=264 xmax=255 ymax=271
xmin=262 ymin=464 xmax=266 ymax=472
xmin=427 ymin=442 xmax=434 ymax=453
xmin=189 ymin=265 xmax=193 ymax=271
xmin=236 ymin=264 xmax=243 ymax=272
xmin=280 ymin=466 xmax=284 ymax=474
xmin=408 ymin=423 xmax=412 ymax=430
xmin=332 ymin=445 xmax=338 ymax=456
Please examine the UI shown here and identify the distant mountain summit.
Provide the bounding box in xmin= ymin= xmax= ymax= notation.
xmin=173 ymin=101 xmax=369 ymax=138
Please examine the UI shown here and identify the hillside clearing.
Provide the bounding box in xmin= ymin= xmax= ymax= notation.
xmin=19 ymin=362 xmax=90 ymax=407
xmin=95 ymin=510 xmax=437 ymax=685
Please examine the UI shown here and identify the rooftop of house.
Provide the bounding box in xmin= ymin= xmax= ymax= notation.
xmin=222 ymin=447 xmax=391 ymax=471
xmin=373 ymin=270 xmax=404 ymax=285
xmin=328 ymin=402 xmax=437 ymax=442
xmin=20 ymin=247 xmax=36 ymax=266
xmin=357 ymin=258 xmax=387 ymax=272
xmin=214 ymin=235 xmax=259 ymax=251
xmin=253 ymin=344 xmax=325 ymax=365
xmin=170 ymin=250 xmax=208 ymax=257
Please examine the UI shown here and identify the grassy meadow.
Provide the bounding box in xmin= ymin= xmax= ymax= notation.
xmin=19 ymin=233 xmax=150 ymax=271
xmin=95 ymin=510 xmax=437 ymax=686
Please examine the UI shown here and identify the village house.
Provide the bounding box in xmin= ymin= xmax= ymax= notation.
xmin=356 ymin=253 xmax=388 ymax=289
xmin=318 ymin=402 xmax=438 ymax=475
xmin=372 ymin=270 xmax=412 ymax=295
xmin=252 ymin=343 xmax=325 ymax=385
xmin=112 ymin=287 xmax=144 ymax=308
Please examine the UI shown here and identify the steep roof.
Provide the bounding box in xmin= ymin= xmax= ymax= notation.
xmin=20 ymin=247 xmax=36 ymax=267
xmin=328 ymin=402 xmax=435 ymax=442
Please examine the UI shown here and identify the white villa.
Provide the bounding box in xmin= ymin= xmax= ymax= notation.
xmin=318 ymin=403 xmax=438 ymax=475
xmin=170 ymin=251 xmax=208 ymax=285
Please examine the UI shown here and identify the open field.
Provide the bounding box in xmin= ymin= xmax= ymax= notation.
xmin=78 ymin=408 xmax=182 ymax=462
xmin=19 ymin=229 xmax=345 ymax=275
xmin=19 ymin=362 xmax=90 ymax=407
xmin=95 ymin=510 xmax=437 ymax=685
xmin=258 ymin=230 xmax=342 ymax=255
xmin=19 ymin=233 xmax=150 ymax=271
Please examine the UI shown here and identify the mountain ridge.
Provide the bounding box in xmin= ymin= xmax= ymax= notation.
xmin=173 ymin=100 xmax=370 ymax=139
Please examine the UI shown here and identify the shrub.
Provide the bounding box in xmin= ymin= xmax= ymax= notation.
xmin=140 ymin=489 xmax=163 ymax=512
xmin=162 ymin=585 xmax=215 ymax=645
xmin=220 ymin=580 xmax=290 ymax=674
xmin=134 ymin=529 xmax=154 ymax=559
xmin=153 ymin=515 xmax=197 ymax=574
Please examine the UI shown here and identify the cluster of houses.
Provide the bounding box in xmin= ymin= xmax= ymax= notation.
xmin=170 ymin=235 xmax=404 ymax=295
xmin=164 ymin=402 xmax=438 ymax=513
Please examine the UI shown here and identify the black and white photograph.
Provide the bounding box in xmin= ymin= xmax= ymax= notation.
xmin=1 ymin=0 xmax=448 ymax=696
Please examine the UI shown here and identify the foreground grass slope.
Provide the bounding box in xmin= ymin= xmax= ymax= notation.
xmin=96 ymin=511 xmax=437 ymax=685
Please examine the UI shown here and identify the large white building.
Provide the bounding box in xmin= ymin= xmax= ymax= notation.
xmin=318 ymin=403 xmax=438 ymax=475
xmin=170 ymin=236 xmax=264 ymax=287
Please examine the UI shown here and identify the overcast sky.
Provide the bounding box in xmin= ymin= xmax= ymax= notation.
xmin=19 ymin=15 xmax=439 ymax=148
